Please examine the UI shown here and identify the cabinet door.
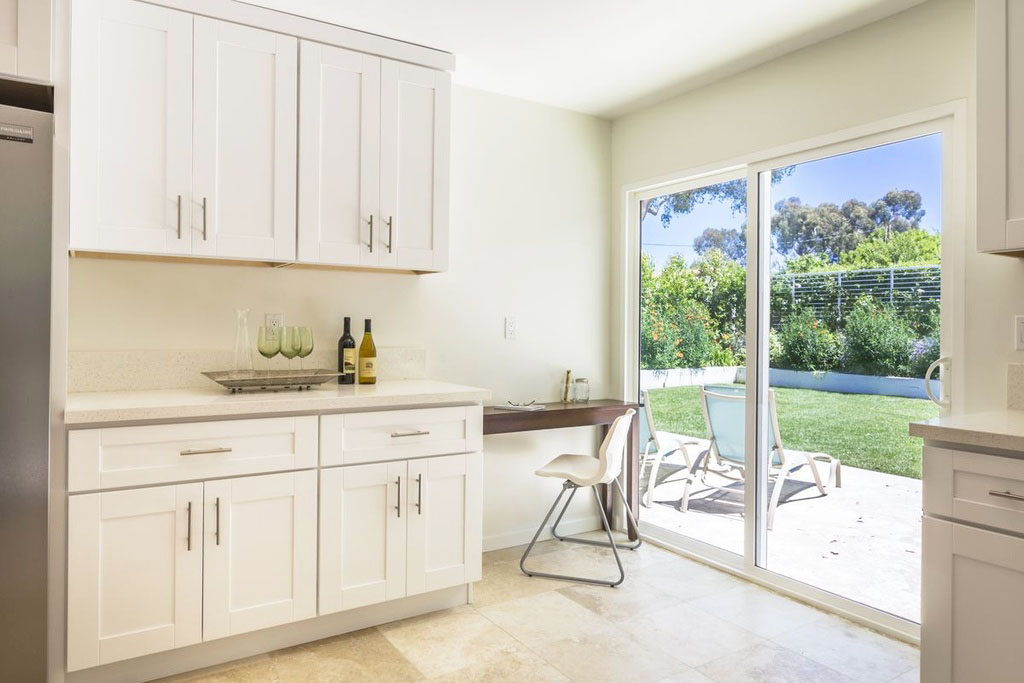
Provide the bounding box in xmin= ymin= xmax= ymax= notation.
xmin=203 ymin=471 xmax=316 ymax=640
xmin=193 ymin=18 xmax=297 ymax=261
xmin=297 ymin=41 xmax=381 ymax=267
xmin=70 ymin=0 xmax=193 ymax=255
xmin=406 ymin=453 xmax=482 ymax=595
xmin=922 ymin=517 xmax=1024 ymax=683
xmin=319 ymin=462 xmax=406 ymax=614
xmin=379 ymin=60 xmax=450 ymax=272
xmin=67 ymin=483 xmax=202 ymax=671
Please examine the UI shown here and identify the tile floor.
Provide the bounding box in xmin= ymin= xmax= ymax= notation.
xmin=157 ymin=537 xmax=919 ymax=683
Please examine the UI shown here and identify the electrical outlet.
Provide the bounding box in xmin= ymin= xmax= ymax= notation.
xmin=504 ymin=316 xmax=518 ymax=340
xmin=265 ymin=313 xmax=283 ymax=330
xmin=1015 ymin=315 xmax=1024 ymax=351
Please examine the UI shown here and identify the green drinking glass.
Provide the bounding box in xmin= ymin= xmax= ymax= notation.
xmin=257 ymin=326 xmax=279 ymax=371
xmin=297 ymin=326 xmax=313 ymax=371
xmin=279 ymin=326 xmax=300 ymax=371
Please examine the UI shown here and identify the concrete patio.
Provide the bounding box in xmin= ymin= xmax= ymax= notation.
xmin=640 ymin=445 xmax=922 ymax=622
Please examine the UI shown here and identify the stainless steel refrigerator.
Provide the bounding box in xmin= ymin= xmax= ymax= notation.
xmin=0 ymin=77 xmax=54 ymax=682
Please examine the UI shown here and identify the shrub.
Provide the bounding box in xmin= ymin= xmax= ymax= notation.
xmin=768 ymin=328 xmax=783 ymax=366
xmin=776 ymin=308 xmax=842 ymax=371
xmin=908 ymin=336 xmax=941 ymax=378
xmin=841 ymin=297 xmax=914 ymax=376
xmin=641 ymin=301 xmax=717 ymax=370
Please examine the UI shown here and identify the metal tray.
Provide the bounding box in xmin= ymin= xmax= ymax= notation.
xmin=202 ymin=369 xmax=341 ymax=393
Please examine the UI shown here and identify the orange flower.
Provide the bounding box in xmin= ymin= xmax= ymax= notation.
xmin=675 ymin=351 xmax=683 ymax=358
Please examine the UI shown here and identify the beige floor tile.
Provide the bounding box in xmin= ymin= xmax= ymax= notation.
xmin=656 ymin=668 xmax=717 ymax=683
xmin=379 ymin=606 xmax=527 ymax=679
xmin=479 ymin=590 xmax=612 ymax=649
xmin=483 ymin=540 xmax=561 ymax=566
xmin=632 ymin=554 xmax=750 ymax=602
xmin=622 ymin=601 xmax=765 ymax=668
xmin=557 ymin=575 xmax=681 ymax=621
xmin=688 ymin=584 xmax=827 ymax=639
xmin=270 ymin=627 xmax=423 ymax=682
xmin=151 ymin=655 xmax=276 ymax=683
xmin=472 ymin=557 xmax=563 ymax=608
xmin=770 ymin=617 xmax=918 ymax=683
xmin=518 ymin=545 xmax=627 ymax=584
xmin=530 ymin=625 xmax=684 ymax=683
xmin=425 ymin=646 xmax=570 ymax=682
xmin=696 ymin=642 xmax=856 ymax=683
xmin=888 ymin=667 xmax=919 ymax=682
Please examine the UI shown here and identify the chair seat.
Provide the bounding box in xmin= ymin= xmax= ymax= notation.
xmin=536 ymin=453 xmax=604 ymax=486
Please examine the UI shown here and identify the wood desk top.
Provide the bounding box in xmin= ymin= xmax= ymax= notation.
xmin=482 ymin=399 xmax=638 ymax=435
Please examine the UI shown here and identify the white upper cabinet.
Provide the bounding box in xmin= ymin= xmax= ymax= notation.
xmin=978 ymin=0 xmax=1024 ymax=253
xmin=193 ymin=19 xmax=297 ymax=261
xmin=0 ymin=0 xmax=51 ymax=80
xmin=71 ymin=0 xmax=193 ymax=255
xmin=67 ymin=483 xmax=203 ymax=671
xmin=298 ymin=42 xmax=381 ymax=267
xmin=379 ymin=61 xmax=451 ymax=272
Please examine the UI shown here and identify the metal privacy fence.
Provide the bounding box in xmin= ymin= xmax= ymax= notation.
xmin=772 ymin=264 xmax=940 ymax=324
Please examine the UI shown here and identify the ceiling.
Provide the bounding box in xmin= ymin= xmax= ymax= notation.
xmin=240 ymin=0 xmax=927 ymax=119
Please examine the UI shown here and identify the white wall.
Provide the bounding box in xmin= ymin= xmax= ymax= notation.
xmin=68 ymin=85 xmax=613 ymax=549
xmin=611 ymin=0 xmax=1021 ymax=414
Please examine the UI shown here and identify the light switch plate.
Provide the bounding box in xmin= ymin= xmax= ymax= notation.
xmin=1015 ymin=315 xmax=1024 ymax=351
xmin=504 ymin=316 xmax=517 ymax=340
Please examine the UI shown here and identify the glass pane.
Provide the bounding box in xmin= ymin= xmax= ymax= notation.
xmin=639 ymin=177 xmax=747 ymax=556
xmin=761 ymin=134 xmax=942 ymax=622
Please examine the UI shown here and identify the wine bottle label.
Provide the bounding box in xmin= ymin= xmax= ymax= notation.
xmin=342 ymin=349 xmax=356 ymax=374
xmin=359 ymin=357 xmax=377 ymax=378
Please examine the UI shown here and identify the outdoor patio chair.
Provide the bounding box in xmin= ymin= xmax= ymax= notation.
xmin=680 ymin=384 xmax=841 ymax=530
xmin=640 ymin=389 xmax=700 ymax=508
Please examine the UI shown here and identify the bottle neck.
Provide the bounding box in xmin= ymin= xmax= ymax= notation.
xmin=364 ymin=319 xmax=372 ymax=334
xmin=343 ymin=318 xmax=351 ymax=334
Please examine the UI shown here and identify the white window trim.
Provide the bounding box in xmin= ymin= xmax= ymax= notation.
xmin=620 ymin=100 xmax=967 ymax=644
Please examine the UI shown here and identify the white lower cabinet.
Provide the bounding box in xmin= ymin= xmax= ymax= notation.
xmin=922 ymin=516 xmax=1024 ymax=683
xmin=203 ymin=471 xmax=317 ymax=640
xmin=67 ymin=483 xmax=203 ymax=672
xmin=319 ymin=452 xmax=482 ymax=615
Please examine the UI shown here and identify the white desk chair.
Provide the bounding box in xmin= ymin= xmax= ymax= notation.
xmin=519 ymin=409 xmax=641 ymax=587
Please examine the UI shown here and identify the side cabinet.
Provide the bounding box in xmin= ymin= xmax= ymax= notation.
xmin=67 ymin=483 xmax=203 ymax=671
xmin=203 ymin=471 xmax=317 ymax=640
xmin=922 ymin=517 xmax=1024 ymax=683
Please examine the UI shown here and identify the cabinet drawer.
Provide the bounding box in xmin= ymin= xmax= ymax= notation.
xmin=320 ymin=406 xmax=482 ymax=466
xmin=924 ymin=446 xmax=1024 ymax=534
xmin=69 ymin=416 xmax=318 ymax=491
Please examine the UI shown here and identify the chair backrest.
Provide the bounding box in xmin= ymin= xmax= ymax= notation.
xmin=594 ymin=409 xmax=636 ymax=484
xmin=639 ymin=390 xmax=656 ymax=451
xmin=700 ymin=385 xmax=780 ymax=465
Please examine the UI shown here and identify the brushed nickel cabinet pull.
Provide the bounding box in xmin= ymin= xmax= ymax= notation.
xmin=989 ymin=489 xmax=1024 ymax=502
xmin=385 ymin=216 xmax=393 ymax=253
xmin=395 ymin=476 xmax=401 ymax=518
xmin=186 ymin=501 xmax=193 ymax=551
xmin=180 ymin=447 xmax=232 ymax=456
xmin=368 ymin=215 xmax=374 ymax=252
xmin=416 ymin=474 xmax=423 ymax=515
xmin=391 ymin=430 xmax=430 ymax=438
xmin=215 ymin=497 xmax=221 ymax=545
xmin=202 ymin=197 xmax=208 ymax=240
xmin=176 ymin=195 xmax=182 ymax=239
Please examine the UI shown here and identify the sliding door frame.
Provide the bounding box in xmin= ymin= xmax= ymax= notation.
xmin=622 ymin=100 xmax=966 ymax=644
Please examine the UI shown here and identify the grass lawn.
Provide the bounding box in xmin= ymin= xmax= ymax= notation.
xmin=647 ymin=385 xmax=938 ymax=479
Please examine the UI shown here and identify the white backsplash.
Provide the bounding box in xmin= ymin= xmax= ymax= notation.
xmin=68 ymin=347 xmax=427 ymax=392
xmin=1008 ymin=364 xmax=1024 ymax=410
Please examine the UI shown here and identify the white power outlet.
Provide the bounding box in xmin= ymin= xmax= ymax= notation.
xmin=265 ymin=313 xmax=283 ymax=330
xmin=504 ymin=316 xmax=518 ymax=340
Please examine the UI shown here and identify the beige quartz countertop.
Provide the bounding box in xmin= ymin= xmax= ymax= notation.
xmin=65 ymin=379 xmax=491 ymax=427
xmin=910 ymin=410 xmax=1024 ymax=453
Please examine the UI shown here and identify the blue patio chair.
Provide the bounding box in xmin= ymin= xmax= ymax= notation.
xmin=640 ymin=389 xmax=700 ymax=507
xmin=680 ymin=384 xmax=841 ymax=529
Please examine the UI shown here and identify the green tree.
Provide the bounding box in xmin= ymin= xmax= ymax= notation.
xmin=839 ymin=228 xmax=940 ymax=269
xmin=642 ymin=168 xmax=793 ymax=231
xmin=694 ymin=226 xmax=746 ymax=262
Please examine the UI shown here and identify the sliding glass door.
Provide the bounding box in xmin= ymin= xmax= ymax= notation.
xmin=636 ymin=112 xmax=960 ymax=631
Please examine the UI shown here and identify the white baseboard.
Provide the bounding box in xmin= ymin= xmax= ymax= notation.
xmin=483 ymin=515 xmax=600 ymax=552
xmin=65 ymin=585 xmax=469 ymax=683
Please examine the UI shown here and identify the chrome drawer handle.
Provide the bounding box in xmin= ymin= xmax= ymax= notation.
xmin=391 ymin=430 xmax=430 ymax=439
xmin=180 ymin=447 xmax=233 ymax=456
xmin=186 ymin=501 xmax=193 ymax=551
xmin=395 ymin=476 xmax=402 ymax=518
xmin=989 ymin=489 xmax=1024 ymax=502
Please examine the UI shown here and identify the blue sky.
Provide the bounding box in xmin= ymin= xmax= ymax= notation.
xmin=641 ymin=133 xmax=943 ymax=269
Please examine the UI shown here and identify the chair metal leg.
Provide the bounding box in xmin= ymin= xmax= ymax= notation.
xmin=520 ymin=479 xmax=636 ymax=587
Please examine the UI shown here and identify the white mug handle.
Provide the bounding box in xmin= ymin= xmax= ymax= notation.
xmin=925 ymin=357 xmax=951 ymax=410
